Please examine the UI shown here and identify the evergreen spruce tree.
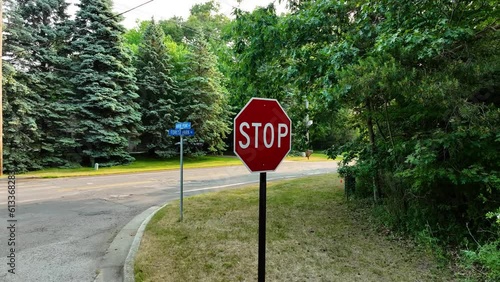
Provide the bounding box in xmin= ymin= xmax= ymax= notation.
xmin=180 ymin=33 xmax=231 ymax=154
xmin=12 ymin=0 xmax=80 ymax=167
xmin=135 ymin=19 xmax=179 ymax=157
xmin=2 ymin=0 xmax=43 ymax=171
xmin=70 ymin=0 xmax=142 ymax=167
xmin=2 ymin=65 xmax=41 ymax=172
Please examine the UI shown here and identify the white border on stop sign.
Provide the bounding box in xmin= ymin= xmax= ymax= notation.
xmin=233 ymin=97 xmax=292 ymax=173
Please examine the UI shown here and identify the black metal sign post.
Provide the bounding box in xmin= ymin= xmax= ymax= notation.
xmin=258 ymin=172 xmax=267 ymax=282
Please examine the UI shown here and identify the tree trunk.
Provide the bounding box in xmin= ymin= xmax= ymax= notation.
xmin=366 ymin=100 xmax=380 ymax=203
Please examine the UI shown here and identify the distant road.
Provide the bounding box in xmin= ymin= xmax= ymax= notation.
xmin=0 ymin=161 xmax=337 ymax=282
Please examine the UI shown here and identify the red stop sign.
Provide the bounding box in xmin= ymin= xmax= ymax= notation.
xmin=234 ymin=98 xmax=292 ymax=172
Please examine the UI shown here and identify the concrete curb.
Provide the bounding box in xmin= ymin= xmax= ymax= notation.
xmin=94 ymin=204 xmax=168 ymax=282
xmin=123 ymin=203 xmax=169 ymax=282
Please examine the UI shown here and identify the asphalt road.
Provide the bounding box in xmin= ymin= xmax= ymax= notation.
xmin=0 ymin=160 xmax=337 ymax=282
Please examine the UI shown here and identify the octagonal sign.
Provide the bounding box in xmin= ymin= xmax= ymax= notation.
xmin=234 ymin=98 xmax=292 ymax=172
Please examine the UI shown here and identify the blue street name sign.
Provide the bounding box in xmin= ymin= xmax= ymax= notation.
xmin=181 ymin=129 xmax=195 ymax=136
xmin=168 ymin=129 xmax=195 ymax=137
xmin=175 ymin=122 xmax=191 ymax=130
xmin=168 ymin=129 xmax=181 ymax=136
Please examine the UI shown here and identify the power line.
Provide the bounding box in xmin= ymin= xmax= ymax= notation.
xmin=219 ymin=0 xmax=239 ymax=12
xmin=115 ymin=0 xmax=155 ymax=18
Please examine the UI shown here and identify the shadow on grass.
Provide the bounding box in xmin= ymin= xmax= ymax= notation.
xmin=135 ymin=174 xmax=451 ymax=282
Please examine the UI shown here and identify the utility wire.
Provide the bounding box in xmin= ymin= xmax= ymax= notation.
xmin=115 ymin=0 xmax=155 ymax=18
xmin=4 ymin=0 xmax=156 ymax=27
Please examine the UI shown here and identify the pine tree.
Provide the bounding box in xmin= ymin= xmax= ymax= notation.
xmin=70 ymin=0 xmax=142 ymax=167
xmin=2 ymin=65 xmax=41 ymax=172
xmin=180 ymin=33 xmax=231 ymax=154
xmin=135 ymin=19 xmax=179 ymax=157
xmin=2 ymin=0 xmax=43 ymax=171
xmin=13 ymin=0 xmax=80 ymax=167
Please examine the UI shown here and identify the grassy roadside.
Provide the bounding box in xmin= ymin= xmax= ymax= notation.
xmin=134 ymin=174 xmax=452 ymax=282
xmin=286 ymin=152 xmax=341 ymax=161
xmin=17 ymin=156 xmax=242 ymax=178
xmin=15 ymin=154 xmax=336 ymax=179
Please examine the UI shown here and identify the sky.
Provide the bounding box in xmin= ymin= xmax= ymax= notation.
xmin=67 ymin=0 xmax=287 ymax=29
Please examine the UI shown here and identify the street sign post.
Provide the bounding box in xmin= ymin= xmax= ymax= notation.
xmin=168 ymin=122 xmax=195 ymax=221
xmin=233 ymin=98 xmax=292 ymax=282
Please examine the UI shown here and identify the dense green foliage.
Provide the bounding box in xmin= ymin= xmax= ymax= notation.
xmin=2 ymin=63 xmax=40 ymax=172
xmin=124 ymin=2 xmax=232 ymax=156
xmin=3 ymin=0 xmax=40 ymax=171
xmin=227 ymin=3 xmax=356 ymax=151
xmin=70 ymin=0 xmax=142 ymax=167
xmin=135 ymin=19 xmax=179 ymax=158
xmin=2 ymin=0 xmax=78 ymax=171
xmin=3 ymin=0 xmax=234 ymax=170
xmin=323 ymin=0 xmax=500 ymax=244
xmin=227 ymin=0 xmax=499 ymax=279
xmin=21 ymin=0 xmax=78 ymax=168
xmin=3 ymin=0 xmax=498 ymax=278
xmin=178 ymin=33 xmax=231 ymax=154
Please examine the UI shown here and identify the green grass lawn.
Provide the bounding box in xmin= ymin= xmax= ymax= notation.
xmin=18 ymin=156 xmax=243 ymax=178
xmin=16 ymin=154 xmax=337 ymax=178
xmin=286 ymin=152 xmax=341 ymax=161
xmin=134 ymin=174 xmax=451 ymax=282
